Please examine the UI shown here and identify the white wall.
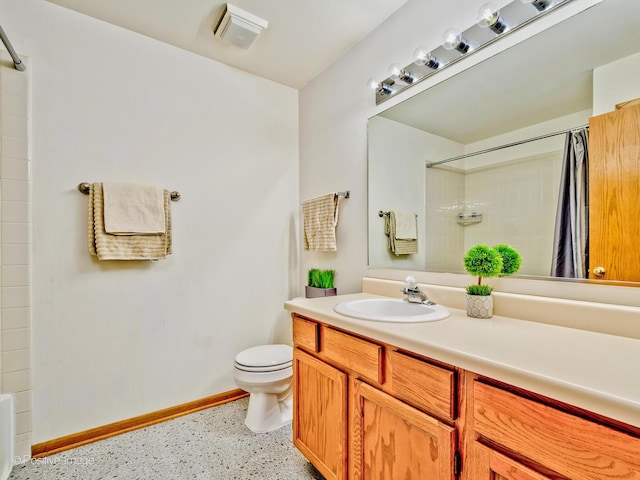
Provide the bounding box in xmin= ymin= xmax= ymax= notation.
xmin=299 ymin=0 xmax=618 ymax=300
xmin=368 ymin=117 xmax=424 ymax=269
xmin=299 ymin=0 xmax=598 ymax=294
xmin=299 ymin=0 xmax=489 ymax=293
xmin=593 ymin=52 xmax=640 ymax=115
xmin=0 ymin=0 xmax=298 ymax=444
xmin=368 ymin=116 xmax=463 ymax=270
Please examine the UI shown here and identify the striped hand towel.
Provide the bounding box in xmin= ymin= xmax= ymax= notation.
xmin=385 ymin=211 xmax=418 ymax=255
xmin=302 ymin=193 xmax=340 ymax=251
xmin=88 ymin=183 xmax=172 ymax=261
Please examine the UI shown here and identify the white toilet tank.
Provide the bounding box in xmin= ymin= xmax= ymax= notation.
xmin=0 ymin=394 xmax=15 ymax=480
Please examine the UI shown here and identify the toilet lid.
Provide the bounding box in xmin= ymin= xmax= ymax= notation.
xmin=235 ymin=344 xmax=293 ymax=369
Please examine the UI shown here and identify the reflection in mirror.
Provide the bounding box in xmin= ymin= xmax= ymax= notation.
xmin=368 ymin=0 xmax=640 ymax=283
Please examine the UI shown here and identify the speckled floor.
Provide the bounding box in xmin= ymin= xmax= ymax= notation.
xmin=9 ymin=397 xmax=324 ymax=479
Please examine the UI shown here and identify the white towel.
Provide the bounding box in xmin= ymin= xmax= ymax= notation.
xmin=102 ymin=182 xmax=166 ymax=235
xmin=394 ymin=211 xmax=417 ymax=240
xmin=302 ymin=193 xmax=340 ymax=251
xmin=89 ymin=183 xmax=172 ymax=261
xmin=385 ymin=212 xmax=418 ymax=255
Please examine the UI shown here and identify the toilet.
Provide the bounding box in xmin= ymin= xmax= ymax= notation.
xmin=233 ymin=344 xmax=293 ymax=433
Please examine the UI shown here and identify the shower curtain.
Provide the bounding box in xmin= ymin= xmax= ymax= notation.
xmin=551 ymin=128 xmax=589 ymax=278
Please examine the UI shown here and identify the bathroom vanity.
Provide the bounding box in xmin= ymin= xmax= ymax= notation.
xmin=285 ymin=279 xmax=640 ymax=480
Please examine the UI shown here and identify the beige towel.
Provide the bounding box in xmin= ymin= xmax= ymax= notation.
xmin=103 ymin=182 xmax=165 ymax=234
xmin=88 ymin=183 xmax=172 ymax=260
xmin=394 ymin=211 xmax=417 ymax=240
xmin=385 ymin=211 xmax=418 ymax=255
xmin=302 ymin=193 xmax=340 ymax=251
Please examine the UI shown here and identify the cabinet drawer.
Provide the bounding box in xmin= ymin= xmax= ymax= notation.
xmin=474 ymin=381 xmax=640 ymax=479
xmin=293 ymin=316 xmax=319 ymax=352
xmin=387 ymin=350 xmax=455 ymax=421
xmin=322 ymin=327 xmax=383 ymax=384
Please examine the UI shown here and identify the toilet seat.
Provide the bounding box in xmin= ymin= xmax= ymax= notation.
xmin=234 ymin=344 xmax=292 ymax=373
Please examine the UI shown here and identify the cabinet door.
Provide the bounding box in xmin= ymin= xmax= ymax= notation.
xmin=350 ymin=379 xmax=456 ymax=480
xmin=474 ymin=381 xmax=640 ymax=480
xmin=293 ymin=348 xmax=347 ymax=480
xmin=473 ymin=444 xmax=552 ymax=480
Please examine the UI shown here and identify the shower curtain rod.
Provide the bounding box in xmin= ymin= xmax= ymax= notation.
xmin=0 ymin=24 xmax=26 ymax=71
xmin=425 ymin=124 xmax=589 ymax=168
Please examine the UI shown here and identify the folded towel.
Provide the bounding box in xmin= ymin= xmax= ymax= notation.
xmin=102 ymin=182 xmax=165 ymax=235
xmin=302 ymin=193 xmax=340 ymax=251
xmin=88 ymin=183 xmax=172 ymax=261
xmin=394 ymin=211 xmax=417 ymax=240
xmin=385 ymin=211 xmax=418 ymax=255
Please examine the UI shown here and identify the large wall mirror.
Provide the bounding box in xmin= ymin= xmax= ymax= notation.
xmin=368 ymin=0 xmax=640 ymax=285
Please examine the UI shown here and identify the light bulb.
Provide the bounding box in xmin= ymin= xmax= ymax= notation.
xmin=413 ymin=46 xmax=440 ymax=69
xmin=477 ymin=3 xmax=498 ymax=28
xmin=388 ymin=63 xmax=403 ymax=77
xmin=442 ymin=29 xmax=462 ymax=50
xmin=477 ymin=3 xmax=508 ymax=34
xmin=388 ymin=63 xmax=415 ymax=84
xmin=442 ymin=28 xmax=471 ymax=53
xmin=367 ymin=77 xmax=393 ymax=95
xmin=413 ymin=46 xmax=428 ymax=65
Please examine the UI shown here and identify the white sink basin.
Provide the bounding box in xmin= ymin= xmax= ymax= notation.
xmin=333 ymin=298 xmax=450 ymax=323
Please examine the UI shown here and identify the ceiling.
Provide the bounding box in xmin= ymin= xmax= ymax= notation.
xmin=46 ymin=0 xmax=409 ymax=89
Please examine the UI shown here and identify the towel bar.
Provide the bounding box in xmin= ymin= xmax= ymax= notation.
xmin=379 ymin=210 xmax=418 ymax=218
xmin=78 ymin=182 xmax=181 ymax=201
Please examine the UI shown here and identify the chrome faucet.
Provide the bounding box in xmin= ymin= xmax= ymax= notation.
xmin=401 ymin=276 xmax=436 ymax=305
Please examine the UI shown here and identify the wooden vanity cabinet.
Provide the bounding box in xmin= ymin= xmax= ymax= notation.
xmin=293 ymin=348 xmax=347 ymax=480
xmin=472 ymin=445 xmax=552 ymax=480
xmin=350 ymin=378 xmax=456 ymax=480
xmin=292 ymin=314 xmax=640 ymax=480
xmin=471 ymin=381 xmax=640 ymax=480
xmin=292 ymin=314 xmax=458 ymax=480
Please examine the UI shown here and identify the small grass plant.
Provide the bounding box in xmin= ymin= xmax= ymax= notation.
xmin=307 ymin=268 xmax=336 ymax=289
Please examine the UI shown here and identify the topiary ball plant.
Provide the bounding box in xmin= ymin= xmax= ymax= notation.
xmin=493 ymin=244 xmax=522 ymax=276
xmin=463 ymin=244 xmax=503 ymax=295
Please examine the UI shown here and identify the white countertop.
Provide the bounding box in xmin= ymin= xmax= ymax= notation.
xmin=285 ymin=292 xmax=640 ymax=428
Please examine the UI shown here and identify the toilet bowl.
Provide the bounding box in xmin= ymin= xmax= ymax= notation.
xmin=233 ymin=344 xmax=293 ymax=433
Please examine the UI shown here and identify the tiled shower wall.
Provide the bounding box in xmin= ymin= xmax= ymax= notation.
xmin=424 ymin=166 xmax=465 ymax=272
xmin=425 ymin=151 xmax=563 ymax=276
xmin=463 ymin=152 xmax=563 ymax=276
xmin=0 ymin=51 xmax=32 ymax=459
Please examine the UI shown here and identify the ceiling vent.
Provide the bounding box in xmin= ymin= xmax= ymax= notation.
xmin=213 ymin=4 xmax=268 ymax=50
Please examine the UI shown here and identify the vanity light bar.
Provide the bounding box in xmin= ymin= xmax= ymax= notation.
xmin=371 ymin=0 xmax=574 ymax=104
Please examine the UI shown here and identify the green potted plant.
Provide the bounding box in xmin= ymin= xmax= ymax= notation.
xmin=494 ymin=244 xmax=522 ymax=278
xmin=463 ymin=244 xmax=521 ymax=318
xmin=305 ymin=268 xmax=337 ymax=298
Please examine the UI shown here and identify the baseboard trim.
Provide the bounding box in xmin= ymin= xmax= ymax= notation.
xmin=32 ymin=388 xmax=248 ymax=458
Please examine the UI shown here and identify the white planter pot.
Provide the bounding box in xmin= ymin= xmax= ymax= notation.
xmin=466 ymin=294 xmax=493 ymax=318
